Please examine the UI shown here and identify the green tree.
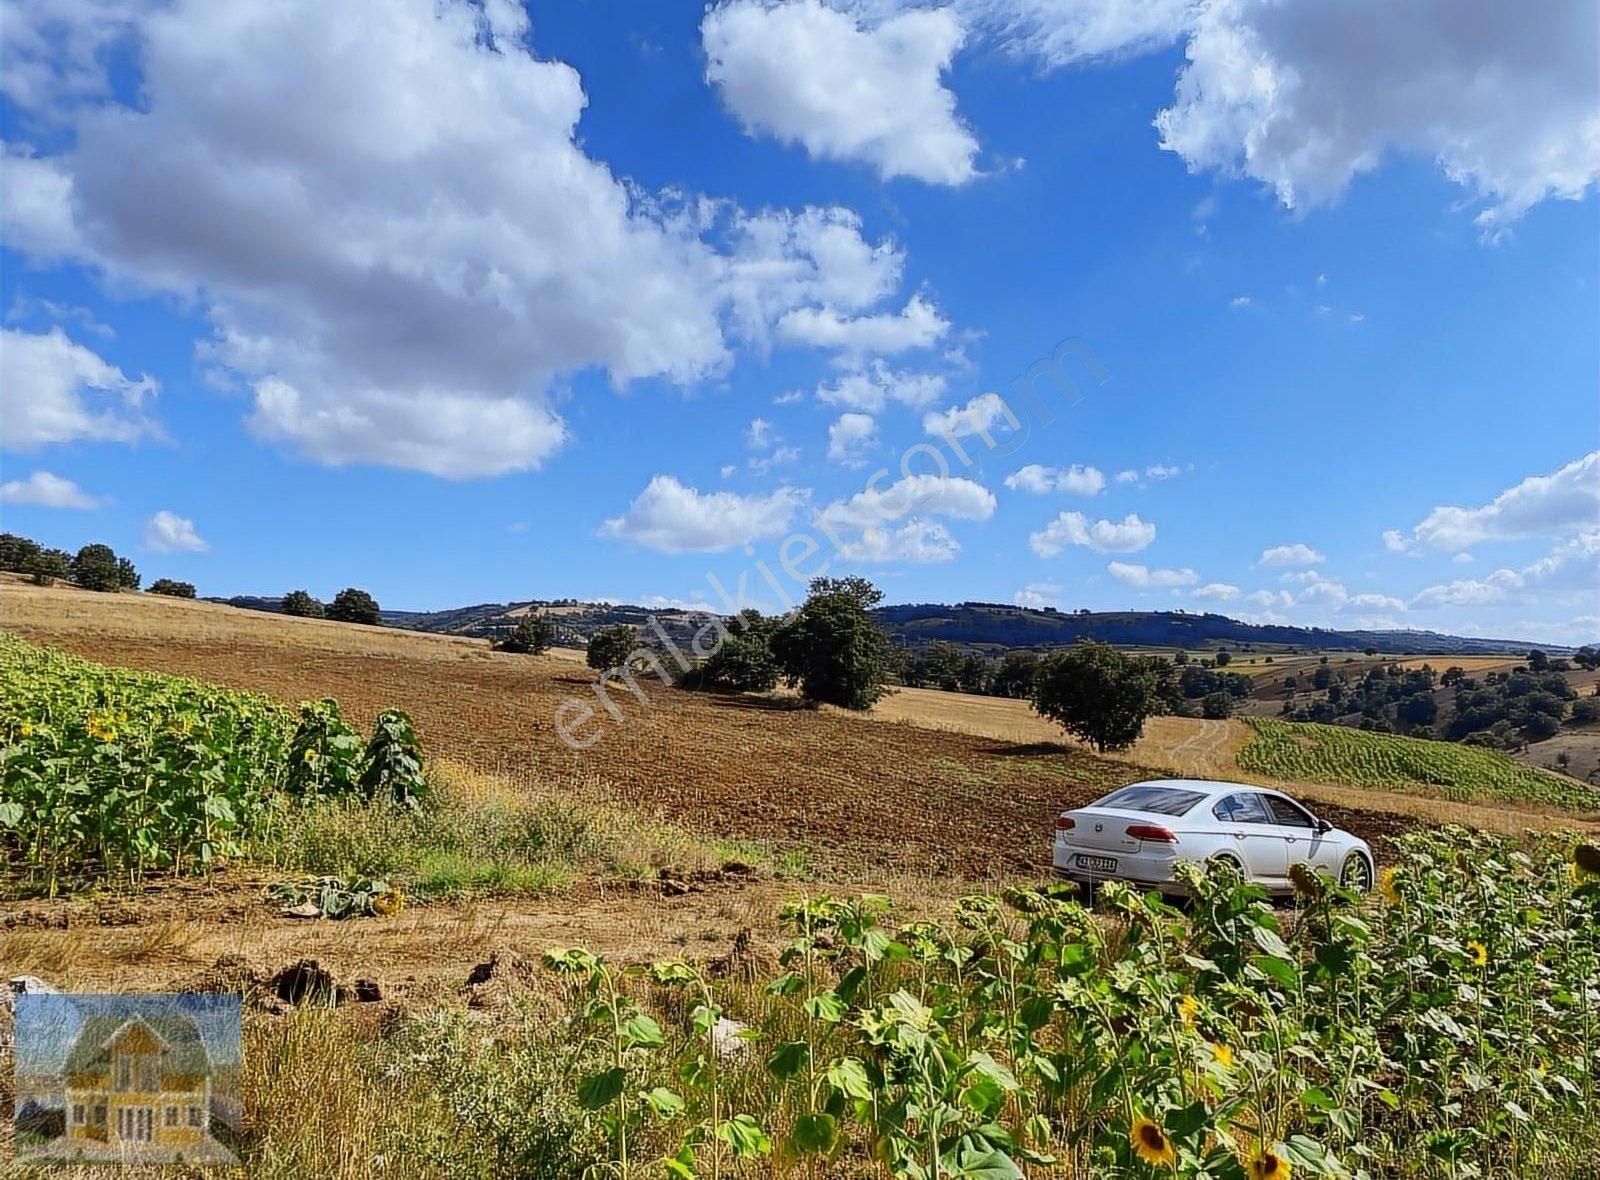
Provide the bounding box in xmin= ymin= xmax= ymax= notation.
xmin=1568 ymin=698 xmax=1600 ymax=726
xmin=1201 ymin=690 xmax=1233 ymax=720
xmin=990 ymin=652 xmax=1039 ymax=699
xmin=920 ymin=642 xmax=967 ymax=692
xmin=282 ymin=589 xmax=326 ymax=618
xmin=695 ymin=612 xmax=781 ymax=692
xmin=1572 ymin=646 xmax=1598 ymax=671
xmin=587 ymin=624 xmax=639 ymax=671
xmin=0 ymin=533 xmax=42 ymax=573
xmin=148 ymin=578 xmax=196 ymax=598
xmin=115 ymin=556 xmax=140 ymax=590
xmin=1031 ymin=641 xmax=1159 ymax=753
xmin=1526 ymin=649 xmax=1550 ymax=672
xmin=327 ymin=587 xmax=382 ymax=625
xmin=495 ymin=611 xmax=555 ymax=654
xmin=1397 ymin=693 xmax=1438 ymax=728
xmin=28 ymin=548 xmax=71 ymax=586
xmin=70 ymin=543 xmax=124 ymax=592
xmin=771 ymin=576 xmax=890 ymax=710
xmin=1213 ymin=648 xmax=1232 ymax=667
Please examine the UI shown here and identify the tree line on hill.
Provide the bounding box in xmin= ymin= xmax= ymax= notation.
xmin=280 ymin=587 xmax=384 ymax=625
xmin=0 ymin=532 xmax=160 ymax=594
xmin=896 ymin=640 xmax=1254 ymax=719
xmin=1279 ymin=648 xmax=1599 ymax=749
xmin=570 ymin=576 xmax=1190 ymax=754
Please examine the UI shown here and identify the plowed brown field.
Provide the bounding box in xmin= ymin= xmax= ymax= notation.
xmin=2 ymin=581 xmax=1420 ymax=873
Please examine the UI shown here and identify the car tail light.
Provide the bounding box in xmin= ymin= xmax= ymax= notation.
xmin=1125 ymin=823 xmax=1177 ymax=843
xmin=1054 ymin=815 xmax=1075 ymax=831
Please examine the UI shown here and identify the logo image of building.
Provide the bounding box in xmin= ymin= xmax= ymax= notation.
xmin=13 ymin=992 xmax=240 ymax=1165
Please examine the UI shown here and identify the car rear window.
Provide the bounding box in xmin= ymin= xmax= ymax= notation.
xmin=1092 ymin=784 xmax=1207 ymax=816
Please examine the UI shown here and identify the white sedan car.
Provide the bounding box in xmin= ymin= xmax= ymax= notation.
xmin=1053 ymin=779 xmax=1374 ymax=896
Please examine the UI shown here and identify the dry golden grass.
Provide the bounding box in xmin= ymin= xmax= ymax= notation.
xmin=864 ymin=688 xmax=1250 ymax=777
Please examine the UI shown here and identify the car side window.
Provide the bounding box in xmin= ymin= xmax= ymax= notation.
xmin=1264 ymin=795 xmax=1316 ymax=827
xmin=1213 ymin=793 xmax=1272 ymax=824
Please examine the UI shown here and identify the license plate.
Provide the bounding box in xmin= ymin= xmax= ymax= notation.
xmin=1076 ymin=855 xmax=1117 ymax=873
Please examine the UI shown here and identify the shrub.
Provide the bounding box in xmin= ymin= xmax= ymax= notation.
xmin=1200 ymin=690 xmax=1233 ymax=719
xmin=148 ymin=578 xmax=197 ymax=598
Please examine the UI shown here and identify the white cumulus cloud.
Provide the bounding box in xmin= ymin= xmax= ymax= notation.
xmin=1004 ymin=463 xmax=1105 ymax=495
xmin=1257 ymin=542 xmax=1325 ymax=567
xmin=143 ymin=509 xmax=207 ymax=552
xmin=1384 ymin=452 xmax=1599 ymax=553
xmin=1191 ymin=581 xmax=1240 ymax=601
xmin=0 ymin=327 xmax=158 ymax=450
xmin=826 ymin=412 xmax=877 ymax=465
xmin=703 ymin=0 xmax=980 ymax=185
xmin=0 ymin=0 xmax=936 ymax=480
xmin=921 ymin=392 xmax=1019 ymax=441
xmin=601 ymin=476 xmax=807 ymax=554
xmin=777 ymin=294 xmax=949 ymax=361
xmin=1154 ymin=0 xmax=1599 ymax=232
xmin=1013 ymin=579 xmax=1065 ymax=608
xmin=815 ymin=362 xmax=947 ymax=411
xmin=1107 ymin=561 xmax=1197 ymax=588
xmin=814 ymin=473 xmax=994 ymax=564
xmin=1029 ymin=511 xmax=1156 ymax=556
xmin=0 ymin=470 xmax=103 ymax=509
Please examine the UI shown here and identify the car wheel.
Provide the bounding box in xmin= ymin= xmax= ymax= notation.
xmin=1208 ymin=853 xmax=1245 ymax=880
xmin=1340 ymin=853 xmax=1373 ymax=893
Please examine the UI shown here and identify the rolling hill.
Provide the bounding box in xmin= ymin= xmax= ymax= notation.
xmin=212 ymin=594 xmax=1566 ymax=657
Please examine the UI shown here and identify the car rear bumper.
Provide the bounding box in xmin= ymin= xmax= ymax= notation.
xmin=1052 ymin=841 xmax=1183 ymax=892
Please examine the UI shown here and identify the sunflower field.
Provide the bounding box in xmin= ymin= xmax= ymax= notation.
xmin=541 ymin=828 xmax=1599 ymax=1179
xmin=0 ymin=634 xmax=423 ymax=891
xmin=1238 ymin=717 xmax=1598 ymax=811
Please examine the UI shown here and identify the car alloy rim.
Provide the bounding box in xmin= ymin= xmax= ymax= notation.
xmin=1343 ymin=856 xmax=1371 ymax=890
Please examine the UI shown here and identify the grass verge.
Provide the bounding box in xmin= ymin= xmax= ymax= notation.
xmin=256 ymin=758 xmax=804 ymax=901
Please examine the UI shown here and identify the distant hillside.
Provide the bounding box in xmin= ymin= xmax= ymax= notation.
xmin=872 ymin=602 xmax=1560 ymax=655
xmin=211 ymin=594 xmax=1562 ymax=656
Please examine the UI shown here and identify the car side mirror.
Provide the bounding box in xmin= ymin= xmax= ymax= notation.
xmin=1313 ymin=818 xmax=1332 ymax=834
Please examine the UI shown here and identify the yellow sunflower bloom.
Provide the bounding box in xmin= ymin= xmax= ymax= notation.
xmin=86 ymin=713 xmax=118 ymax=742
xmin=1209 ymin=1042 xmax=1234 ymax=1069
xmin=1130 ymin=1117 xmax=1177 ymax=1168
xmin=1178 ymin=994 xmax=1199 ymax=1026
xmin=1247 ymin=1147 xmax=1292 ymax=1180
xmin=1378 ymin=866 xmax=1400 ymax=904
xmin=1466 ymin=940 xmax=1488 ymax=968
xmin=372 ymin=888 xmax=405 ymax=916
xmin=19 ymin=721 xmax=35 ymax=738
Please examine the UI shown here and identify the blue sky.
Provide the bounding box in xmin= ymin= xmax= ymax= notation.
xmin=2 ymin=0 xmax=1596 ymax=643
